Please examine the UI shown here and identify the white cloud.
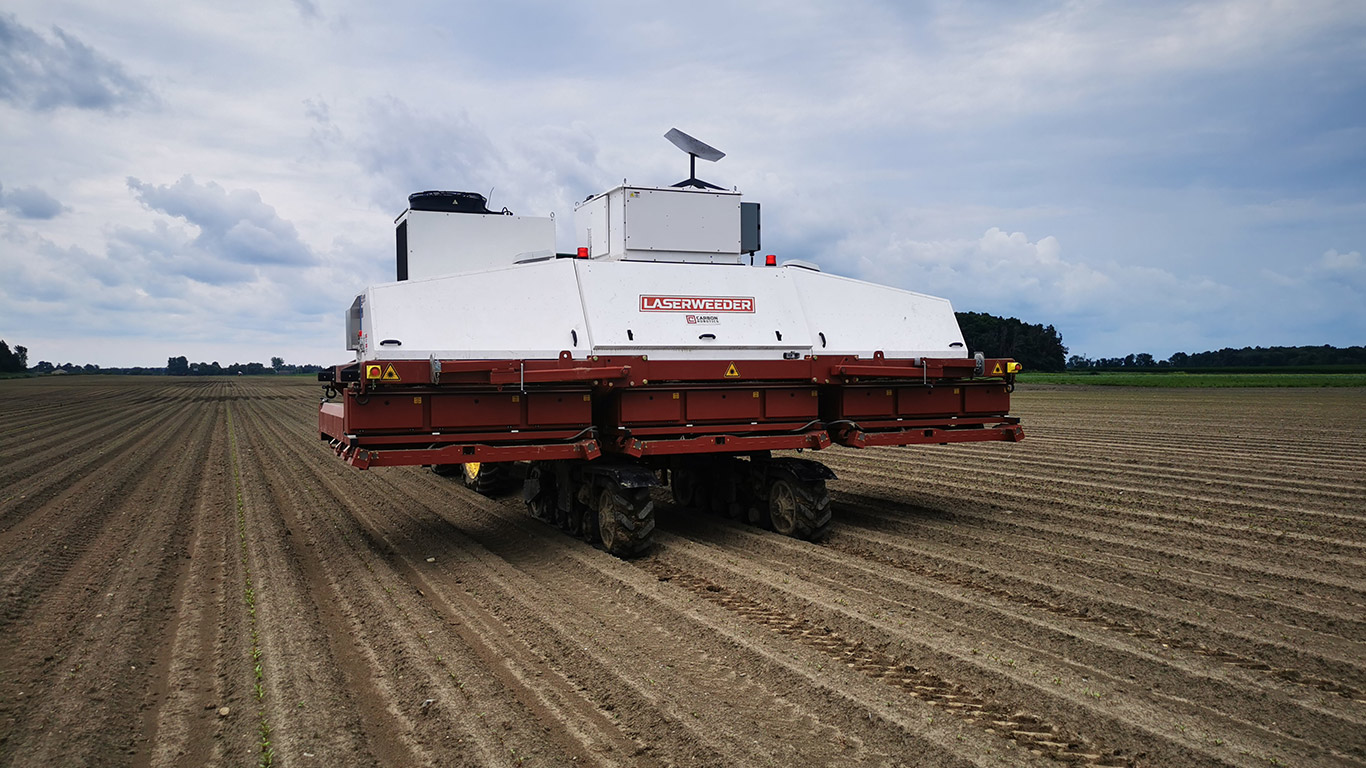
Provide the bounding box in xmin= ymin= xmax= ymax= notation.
xmin=126 ymin=175 xmax=315 ymax=267
xmin=0 ymin=11 xmax=152 ymax=111
xmin=0 ymin=182 xmax=66 ymax=219
xmin=1 ymin=0 xmax=1363 ymax=366
xmin=1320 ymin=248 xmax=1362 ymax=271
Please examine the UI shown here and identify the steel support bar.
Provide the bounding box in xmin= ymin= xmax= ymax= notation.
xmin=614 ymin=430 xmax=831 ymax=457
xmin=613 ymin=421 xmax=818 ymax=436
xmin=846 ymin=416 xmax=1020 ymax=430
xmin=836 ymin=364 xmax=947 ymax=378
xmin=834 ymin=423 xmax=1024 ymax=448
xmin=336 ymin=438 xmax=602 ymax=469
xmin=488 ymin=365 xmax=631 ymax=385
xmin=343 ymin=429 xmax=589 ymax=447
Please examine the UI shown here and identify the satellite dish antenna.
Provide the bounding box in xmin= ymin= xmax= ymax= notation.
xmin=665 ymin=128 xmax=725 ymax=190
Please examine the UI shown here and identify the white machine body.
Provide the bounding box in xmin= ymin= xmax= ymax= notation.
xmin=351 ymin=184 xmax=968 ymax=362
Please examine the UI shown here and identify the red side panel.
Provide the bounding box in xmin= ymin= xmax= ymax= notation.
xmin=963 ymin=385 xmax=1010 ymax=414
xmin=319 ymin=401 xmax=345 ymax=439
xmin=346 ymin=394 xmax=425 ymax=431
xmin=527 ymin=392 xmax=593 ymax=426
xmin=763 ymin=388 xmax=820 ymax=420
xmin=685 ymin=390 xmax=762 ymax=422
xmin=897 ymin=386 xmax=961 ymax=417
xmin=840 ymin=388 xmax=896 ymax=418
xmin=318 ymin=354 xmax=1022 ymax=469
xmin=618 ymin=390 xmax=684 ymax=424
xmin=431 ymin=393 xmax=522 ymax=429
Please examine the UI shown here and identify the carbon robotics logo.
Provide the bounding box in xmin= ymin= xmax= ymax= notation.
xmin=639 ymin=295 xmax=756 ymax=313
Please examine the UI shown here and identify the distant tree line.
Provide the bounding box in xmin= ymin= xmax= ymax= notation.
xmin=1066 ymin=345 xmax=1366 ymax=371
xmin=13 ymin=347 xmax=324 ymax=375
xmin=955 ymin=312 xmax=1068 ymax=372
xmin=0 ymin=340 xmax=28 ymax=373
xmin=165 ymin=356 xmax=324 ymax=376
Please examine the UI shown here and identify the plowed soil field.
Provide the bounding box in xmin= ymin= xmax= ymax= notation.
xmin=1 ymin=376 xmax=1362 ymax=768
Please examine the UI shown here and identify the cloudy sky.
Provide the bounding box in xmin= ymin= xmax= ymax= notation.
xmin=2 ymin=1 xmax=1363 ymax=367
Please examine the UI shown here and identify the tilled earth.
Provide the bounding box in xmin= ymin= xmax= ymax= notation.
xmin=0 ymin=376 xmax=1362 ymax=767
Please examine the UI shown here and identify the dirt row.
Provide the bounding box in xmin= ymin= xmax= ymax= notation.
xmin=0 ymin=377 xmax=1362 ymax=767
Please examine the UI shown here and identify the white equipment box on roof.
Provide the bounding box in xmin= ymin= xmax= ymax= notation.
xmin=396 ymin=191 xmax=555 ymax=280
xmin=575 ymin=185 xmax=742 ymax=264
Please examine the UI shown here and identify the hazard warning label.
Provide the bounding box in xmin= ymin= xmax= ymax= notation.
xmin=991 ymin=363 xmax=1003 ymax=375
xmin=724 ymin=363 xmax=740 ymax=378
xmin=382 ymin=364 xmax=401 ymax=381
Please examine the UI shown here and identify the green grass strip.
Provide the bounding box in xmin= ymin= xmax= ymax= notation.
xmin=1016 ymin=372 xmax=1366 ymax=388
xmin=226 ymin=405 xmax=274 ymax=767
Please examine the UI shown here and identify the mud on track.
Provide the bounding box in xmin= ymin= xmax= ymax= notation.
xmin=0 ymin=377 xmax=1362 ymax=767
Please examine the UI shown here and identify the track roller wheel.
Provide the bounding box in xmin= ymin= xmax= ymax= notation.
xmin=596 ymin=484 xmax=655 ymax=557
xmin=670 ymin=466 xmax=701 ymax=507
xmin=766 ymin=470 xmax=832 ymax=541
xmin=555 ymin=493 xmax=582 ymax=536
xmin=524 ymin=462 xmax=555 ymax=522
xmin=568 ymin=478 xmax=597 ymax=541
xmin=462 ymin=462 xmax=514 ymax=497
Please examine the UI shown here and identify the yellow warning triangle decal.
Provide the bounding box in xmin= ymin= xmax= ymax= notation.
xmin=991 ymin=363 xmax=1003 ymax=375
xmin=382 ymin=364 xmax=401 ymax=381
xmin=724 ymin=362 xmax=740 ymax=378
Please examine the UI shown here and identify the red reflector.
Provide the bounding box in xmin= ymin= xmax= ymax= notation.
xmin=577 ymin=247 xmax=589 ymax=258
xmin=765 ymin=254 xmax=777 ymax=266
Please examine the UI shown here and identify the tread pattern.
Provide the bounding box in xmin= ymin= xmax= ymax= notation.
xmin=597 ymin=485 xmax=655 ymax=557
xmin=466 ymin=463 xmax=516 ymax=497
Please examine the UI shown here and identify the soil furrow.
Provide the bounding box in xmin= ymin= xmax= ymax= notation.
xmin=2 ymin=376 xmax=1362 ymax=768
xmin=822 ymin=526 xmax=1366 ymax=687
xmin=644 ymin=526 xmax=1362 ymax=768
xmin=652 ymin=513 xmax=1366 ymax=759
xmin=0 ymin=399 xmax=200 ymax=632
xmin=835 ymin=483 xmax=1366 ymax=599
xmin=831 ymin=462 xmax=1366 ymax=564
xmin=827 ymin=495 xmax=1366 ymax=647
xmin=238 ymin=394 xmax=666 ymax=767
xmin=0 ymin=391 xmax=218 ymax=766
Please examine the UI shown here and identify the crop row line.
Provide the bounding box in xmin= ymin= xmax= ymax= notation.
xmin=226 ymin=405 xmax=274 ymax=768
xmin=639 ymin=557 xmax=1135 ymax=767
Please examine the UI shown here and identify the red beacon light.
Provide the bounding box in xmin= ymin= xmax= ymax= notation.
xmin=577 ymin=247 xmax=589 ymax=259
xmin=765 ymin=254 xmax=777 ymax=266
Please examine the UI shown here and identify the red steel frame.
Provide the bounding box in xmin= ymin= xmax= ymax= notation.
xmin=318 ymin=353 xmax=1022 ymax=468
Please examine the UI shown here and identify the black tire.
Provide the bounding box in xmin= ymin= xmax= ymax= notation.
xmin=596 ymin=484 xmax=655 ymax=557
xmin=462 ymin=462 xmax=514 ymax=496
xmin=766 ymin=471 xmax=832 ymax=541
xmin=431 ymin=463 xmax=462 ymax=477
